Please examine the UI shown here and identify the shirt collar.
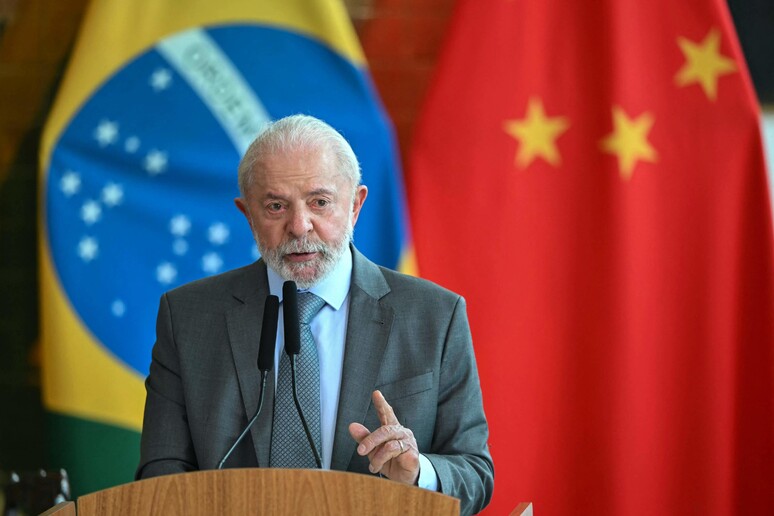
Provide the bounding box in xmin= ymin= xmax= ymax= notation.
xmin=266 ymin=247 xmax=352 ymax=311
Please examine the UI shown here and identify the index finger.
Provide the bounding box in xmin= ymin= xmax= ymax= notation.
xmin=372 ymin=390 xmax=400 ymax=426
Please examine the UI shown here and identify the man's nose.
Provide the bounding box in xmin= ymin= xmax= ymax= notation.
xmin=287 ymin=207 xmax=313 ymax=237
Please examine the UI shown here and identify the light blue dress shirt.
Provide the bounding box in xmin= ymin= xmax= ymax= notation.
xmin=265 ymin=250 xmax=438 ymax=491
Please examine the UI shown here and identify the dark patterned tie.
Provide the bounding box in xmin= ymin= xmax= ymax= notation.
xmin=270 ymin=292 xmax=326 ymax=467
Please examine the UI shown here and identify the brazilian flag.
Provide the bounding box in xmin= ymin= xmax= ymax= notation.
xmin=39 ymin=0 xmax=412 ymax=497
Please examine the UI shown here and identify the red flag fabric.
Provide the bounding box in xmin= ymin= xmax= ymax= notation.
xmin=408 ymin=0 xmax=774 ymax=514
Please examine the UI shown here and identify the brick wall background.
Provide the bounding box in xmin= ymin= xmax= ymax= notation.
xmin=357 ymin=0 xmax=456 ymax=161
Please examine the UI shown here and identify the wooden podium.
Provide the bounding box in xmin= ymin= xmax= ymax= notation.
xmin=44 ymin=468 xmax=461 ymax=515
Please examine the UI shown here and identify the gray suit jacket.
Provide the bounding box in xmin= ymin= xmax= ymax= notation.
xmin=137 ymin=247 xmax=494 ymax=515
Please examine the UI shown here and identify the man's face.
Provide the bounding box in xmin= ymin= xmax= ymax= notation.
xmin=235 ymin=144 xmax=367 ymax=288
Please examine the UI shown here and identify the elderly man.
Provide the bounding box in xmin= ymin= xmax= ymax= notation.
xmin=137 ymin=114 xmax=494 ymax=514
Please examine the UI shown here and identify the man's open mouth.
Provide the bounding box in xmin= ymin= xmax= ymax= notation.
xmin=285 ymin=251 xmax=318 ymax=262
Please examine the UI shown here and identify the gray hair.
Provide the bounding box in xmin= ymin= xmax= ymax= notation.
xmin=237 ymin=114 xmax=361 ymax=198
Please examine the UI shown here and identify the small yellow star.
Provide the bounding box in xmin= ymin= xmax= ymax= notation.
xmin=503 ymin=97 xmax=569 ymax=168
xmin=675 ymin=28 xmax=736 ymax=101
xmin=599 ymin=106 xmax=658 ymax=180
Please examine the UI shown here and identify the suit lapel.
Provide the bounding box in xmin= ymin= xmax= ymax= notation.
xmin=331 ymin=249 xmax=394 ymax=471
xmin=224 ymin=260 xmax=274 ymax=468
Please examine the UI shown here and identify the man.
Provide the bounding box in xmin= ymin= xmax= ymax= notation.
xmin=137 ymin=115 xmax=494 ymax=514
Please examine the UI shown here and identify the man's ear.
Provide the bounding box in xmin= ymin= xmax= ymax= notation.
xmin=235 ymin=198 xmax=252 ymax=227
xmin=351 ymin=185 xmax=368 ymax=226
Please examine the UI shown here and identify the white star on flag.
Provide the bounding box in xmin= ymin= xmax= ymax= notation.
xmin=78 ymin=236 xmax=99 ymax=262
xmin=173 ymin=238 xmax=189 ymax=256
xmin=156 ymin=262 xmax=177 ymax=284
xmin=111 ymin=299 xmax=126 ymax=317
xmin=60 ymin=171 xmax=81 ymax=197
xmin=170 ymin=214 xmax=191 ymax=236
xmin=101 ymin=183 xmax=124 ymax=207
xmin=208 ymin=222 xmax=230 ymax=245
xmin=144 ymin=150 xmax=168 ymax=175
xmin=125 ymin=136 xmax=141 ymax=153
xmin=81 ymin=200 xmax=102 ymax=225
xmin=150 ymin=68 xmax=173 ymax=91
xmin=202 ymin=252 xmax=224 ymax=274
xmin=94 ymin=119 xmax=119 ymax=147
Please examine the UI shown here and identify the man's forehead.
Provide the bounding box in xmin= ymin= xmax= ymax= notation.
xmin=252 ymin=152 xmax=351 ymax=191
xmin=252 ymin=168 xmax=353 ymax=199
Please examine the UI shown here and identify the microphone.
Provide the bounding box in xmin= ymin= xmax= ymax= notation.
xmin=283 ymin=281 xmax=301 ymax=355
xmin=218 ymin=295 xmax=279 ymax=469
xmin=258 ymin=296 xmax=279 ymax=372
xmin=282 ymin=281 xmax=322 ymax=469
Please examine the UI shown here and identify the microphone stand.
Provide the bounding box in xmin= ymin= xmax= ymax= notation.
xmin=218 ymin=293 xmax=278 ymax=469
xmin=218 ymin=370 xmax=269 ymax=470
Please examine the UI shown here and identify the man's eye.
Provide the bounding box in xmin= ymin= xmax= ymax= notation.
xmin=267 ymin=203 xmax=283 ymax=211
xmin=314 ymin=199 xmax=329 ymax=208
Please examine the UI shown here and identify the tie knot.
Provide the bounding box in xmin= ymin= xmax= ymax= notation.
xmin=297 ymin=292 xmax=326 ymax=324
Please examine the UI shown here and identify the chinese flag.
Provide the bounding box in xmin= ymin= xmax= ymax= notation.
xmin=408 ymin=0 xmax=774 ymax=514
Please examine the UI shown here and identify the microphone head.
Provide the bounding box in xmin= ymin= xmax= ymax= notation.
xmin=257 ymin=295 xmax=279 ymax=372
xmin=282 ymin=281 xmax=301 ymax=355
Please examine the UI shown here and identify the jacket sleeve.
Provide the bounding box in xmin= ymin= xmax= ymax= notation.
xmin=425 ymin=296 xmax=495 ymax=515
xmin=135 ymin=293 xmax=198 ymax=479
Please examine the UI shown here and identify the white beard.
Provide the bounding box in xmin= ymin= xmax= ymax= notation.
xmin=255 ymin=218 xmax=353 ymax=289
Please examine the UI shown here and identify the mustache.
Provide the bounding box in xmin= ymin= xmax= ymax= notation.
xmin=277 ymin=237 xmax=329 ymax=255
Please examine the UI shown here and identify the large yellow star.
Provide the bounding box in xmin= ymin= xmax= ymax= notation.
xmin=503 ymin=97 xmax=569 ymax=168
xmin=675 ymin=28 xmax=736 ymax=101
xmin=599 ymin=106 xmax=658 ymax=180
